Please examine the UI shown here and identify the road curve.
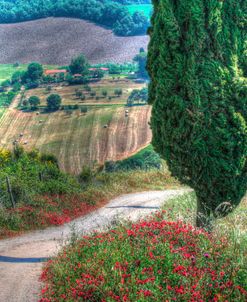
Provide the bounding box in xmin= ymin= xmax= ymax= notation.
xmin=0 ymin=189 xmax=189 ymax=302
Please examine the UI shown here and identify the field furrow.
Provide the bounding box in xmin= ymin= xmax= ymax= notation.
xmin=0 ymin=106 xmax=151 ymax=174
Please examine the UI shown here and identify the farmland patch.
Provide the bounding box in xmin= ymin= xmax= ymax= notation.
xmin=0 ymin=18 xmax=149 ymax=65
xmin=0 ymin=106 xmax=152 ymax=174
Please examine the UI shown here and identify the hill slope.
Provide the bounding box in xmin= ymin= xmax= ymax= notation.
xmin=0 ymin=105 xmax=152 ymax=174
xmin=0 ymin=18 xmax=149 ymax=65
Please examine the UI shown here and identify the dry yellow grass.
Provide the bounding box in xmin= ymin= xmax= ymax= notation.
xmin=0 ymin=105 xmax=152 ymax=174
xmin=24 ymin=79 xmax=146 ymax=106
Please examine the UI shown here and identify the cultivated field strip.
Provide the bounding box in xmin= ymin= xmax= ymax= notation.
xmin=0 ymin=17 xmax=149 ymax=65
xmin=0 ymin=106 xmax=152 ymax=174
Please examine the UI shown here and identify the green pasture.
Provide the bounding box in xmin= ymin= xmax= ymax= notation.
xmin=0 ymin=64 xmax=27 ymax=84
xmin=0 ymin=64 xmax=57 ymax=84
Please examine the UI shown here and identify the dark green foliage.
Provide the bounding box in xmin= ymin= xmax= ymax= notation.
xmin=47 ymin=94 xmax=62 ymax=111
xmin=114 ymin=1 xmax=151 ymax=4
xmin=105 ymin=145 xmax=161 ymax=172
xmin=0 ymin=91 xmax=16 ymax=107
xmin=102 ymin=90 xmax=108 ymax=97
xmin=40 ymin=153 xmax=59 ymax=167
xmin=0 ymin=148 xmax=79 ymax=208
xmin=80 ymin=106 xmax=88 ymax=113
xmin=0 ymin=0 xmax=149 ymax=36
xmin=66 ymin=74 xmax=89 ymax=86
xmin=134 ymin=50 xmax=149 ymax=79
xmin=28 ymin=96 xmax=40 ymax=110
xmin=127 ymin=87 xmax=148 ymax=106
xmin=12 ymin=63 xmax=43 ymax=88
xmin=26 ymin=62 xmax=43 ymax=81
xmin=90 ymin=69 xmax=104 ymax=79
xmin=78 ymin=166 xmax=94 ymax=183
xmin=69 ymin=54 xmax=89 ymax=75
xmin=114 ymin=88 xmax=123 ymax=97
xmin=1 ymin=79 xmax=11 ymax=88
xmin=11 ymin=71 xmax=26 ymax=84
xmin=147 ymin=0 xmax=247 ymax=228
xmin=12 ymin=82 xmax=21 ymax=92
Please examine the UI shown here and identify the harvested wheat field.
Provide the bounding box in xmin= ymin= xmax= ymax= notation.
xmin=0 ymin=106 xmax=152 ymax=174
xmin=0 ymin=17 xmax=149 ymax=65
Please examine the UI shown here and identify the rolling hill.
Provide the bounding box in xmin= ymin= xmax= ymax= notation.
xmin=0 ymin=104 xmax=151 ymax=174
xmin=0 ymin=17 xmax=149 ymax=65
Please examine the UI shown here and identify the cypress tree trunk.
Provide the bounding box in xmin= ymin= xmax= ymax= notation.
xmin=196 ymin=198 xmax=211 ymax=230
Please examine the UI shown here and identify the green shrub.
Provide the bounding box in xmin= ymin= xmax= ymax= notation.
xmin=78 ymin=166 xmax=94 ymax=184
xmin=105 ymin=145 xmax=161 ymax=172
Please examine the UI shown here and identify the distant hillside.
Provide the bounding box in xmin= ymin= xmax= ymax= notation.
xmin=0 ymin=0 xmax=149 ymax=36
xmin=0 ymin=105 xmax=152 ymax=174
xmin=0 ymin=18 xmax=149 ymax=65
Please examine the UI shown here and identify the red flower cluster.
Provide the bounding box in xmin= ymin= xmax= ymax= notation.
xmin=39 ymin=216 xmax=247 ymax=302
xmin=1 ymin=194 xmax=101 ymax=237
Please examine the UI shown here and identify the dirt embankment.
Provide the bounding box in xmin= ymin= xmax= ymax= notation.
xmin=0 ymin=17 xmax=149 ymax=65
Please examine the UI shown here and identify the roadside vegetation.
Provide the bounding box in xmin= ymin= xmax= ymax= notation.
xmin=0 ymin=147 xmax=179 ymax=238
xmin=39 ymin=192 xmax=247 ymax=302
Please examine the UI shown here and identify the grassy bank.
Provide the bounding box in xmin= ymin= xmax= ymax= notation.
xmin=0 ymin=147 xmax=179 ymax=238
xmin=39 ymin=192 xmax=247 ymax=301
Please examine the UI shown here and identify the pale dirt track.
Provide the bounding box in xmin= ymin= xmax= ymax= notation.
xmin=0 ymin=189 xmax=189 ymax=302
xmin=0 ymin=17 xmax=149 ymax=65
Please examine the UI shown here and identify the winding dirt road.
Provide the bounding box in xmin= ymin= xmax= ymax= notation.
xmin=0 ymin=189 xmax=189 ymax=302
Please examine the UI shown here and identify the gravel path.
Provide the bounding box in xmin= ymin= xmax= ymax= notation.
xmin=0 ymin=17 xmax=149 ymax=65
xmin=0 ymin=189 xmax=189 ymax=302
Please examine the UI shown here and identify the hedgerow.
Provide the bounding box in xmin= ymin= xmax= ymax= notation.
xmin=0 ymin=147 xmax=178 ymax=238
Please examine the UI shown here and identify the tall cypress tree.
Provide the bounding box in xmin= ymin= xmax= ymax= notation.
xmin=147 ymin=0 xmax=247 ymax=228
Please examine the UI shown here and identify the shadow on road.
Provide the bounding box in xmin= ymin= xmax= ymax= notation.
xmin=0 ymin=255 xmax=49 ymax=263
xmin=107 ymin=205 xmax=160 ymax=209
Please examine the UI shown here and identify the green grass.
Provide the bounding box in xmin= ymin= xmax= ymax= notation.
xmin=0 ymin=147 xmax=179 ymax=238
xmin=0 ymin=64 xmax=57 ymax=84
xmin=0 ymin=108 xmax=5 ymax=119
xmin=161 ymin=192 xmax=247 ymax=249
xmin=127 ymin=4 xmax=153 ymax=19
xmin=0 ymin=64 xmax=27 ymax=84
xmin=39 ymin=191 xmax=247 ymax=301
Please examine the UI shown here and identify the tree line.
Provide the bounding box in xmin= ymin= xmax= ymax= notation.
xmin=115 ymin=0 xmax=151 ymax=4
xmin=0 ymin=0 xmax=149 ymax=36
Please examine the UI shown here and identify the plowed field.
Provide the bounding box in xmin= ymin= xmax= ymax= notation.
xmin=0 ymin=17 xmax=149 ymax=65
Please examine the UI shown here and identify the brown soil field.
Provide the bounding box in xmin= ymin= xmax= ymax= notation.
xmin=24 ymin=79 xmax=147 ymax=106
xmin=0 ymin=18 xmax=149 ymax=65
xmin=0 ymin=105 xmax=152 ymax=174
